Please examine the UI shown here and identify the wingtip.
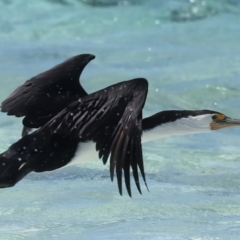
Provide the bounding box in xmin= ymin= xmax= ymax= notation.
xmin=82 ymin=54 xmax=95 ymax=62
xmin=145 ymin=181 xmax=149 ymax=192
xmin=119 ymin=185 xmax=132 ymax=198
xmin=118 ymin=187 xmax=122 ymax=196
xmin=74 ymin=53 xmax=95 ymax=62
xmin=136 ymin=184 xmax=142 ymax=195
xmin=110 ymin=172 xmax=114 ymax=182
xmin=88 ymin=54 xmax=96 ymax=61
xmin=127 ymin=189 xmax=132 ymax=198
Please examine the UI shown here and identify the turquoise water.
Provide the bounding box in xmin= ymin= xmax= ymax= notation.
xmin=1 ymin=0 xmax=240 ymax=239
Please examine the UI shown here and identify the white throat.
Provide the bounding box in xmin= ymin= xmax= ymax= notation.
xmin=142 ymin=114 xmax=213 ymax=143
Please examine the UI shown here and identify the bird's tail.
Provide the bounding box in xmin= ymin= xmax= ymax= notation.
xmin=0 ymin=150 xmax=32 ymax=188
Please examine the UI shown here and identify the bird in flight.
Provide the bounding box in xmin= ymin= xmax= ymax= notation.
xmin=1 ymin=54 xmax=240 ymax=197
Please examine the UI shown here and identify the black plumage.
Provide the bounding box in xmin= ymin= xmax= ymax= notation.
xmin=1 ymin=54 xmax=95 ymax=135
xmin=0 ymin=78 xmax=149 ymax=197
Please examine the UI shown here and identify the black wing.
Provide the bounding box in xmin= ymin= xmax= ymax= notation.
xmin=1 ymin=54 xmax=95 ymax=128
xmin=44 ymin=78 xmax=149 ymax=196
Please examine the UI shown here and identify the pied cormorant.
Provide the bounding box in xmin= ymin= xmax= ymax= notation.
xmin=1 ymin=54 xmax=240 ymax=197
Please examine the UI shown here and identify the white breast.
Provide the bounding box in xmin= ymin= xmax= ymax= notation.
xmin=68 ymin=141 xmax=97 ymax=166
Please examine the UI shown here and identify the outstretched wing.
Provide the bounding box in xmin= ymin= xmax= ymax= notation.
xmin=1 ymin=54 xmax=95 ymax=128
xmin=44 ymin=78 xmax=149 ymax=196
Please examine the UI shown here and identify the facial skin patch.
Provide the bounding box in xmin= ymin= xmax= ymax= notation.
xmin=216 ymin=113 xmax=225 ymax=121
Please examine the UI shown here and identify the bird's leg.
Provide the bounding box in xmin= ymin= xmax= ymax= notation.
xmin=22 ymin=126 xmax=32 ymax=137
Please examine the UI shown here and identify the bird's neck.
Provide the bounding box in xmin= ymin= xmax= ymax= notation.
xmin=142 ymin=110 xmax=213 ymax=143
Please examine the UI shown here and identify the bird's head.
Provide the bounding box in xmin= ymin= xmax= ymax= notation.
xmin=142 ymin=110 xmax=240 ymax=143
xmin=210 ymin=112 xmax=240 ymax=130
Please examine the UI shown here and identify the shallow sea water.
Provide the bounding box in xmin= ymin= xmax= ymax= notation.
xmin=1 ymin=0 xmax=240 ymax=239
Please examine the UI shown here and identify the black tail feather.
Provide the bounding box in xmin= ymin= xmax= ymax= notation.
xmin=0 ymin=152 xmax=32 ymax=188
